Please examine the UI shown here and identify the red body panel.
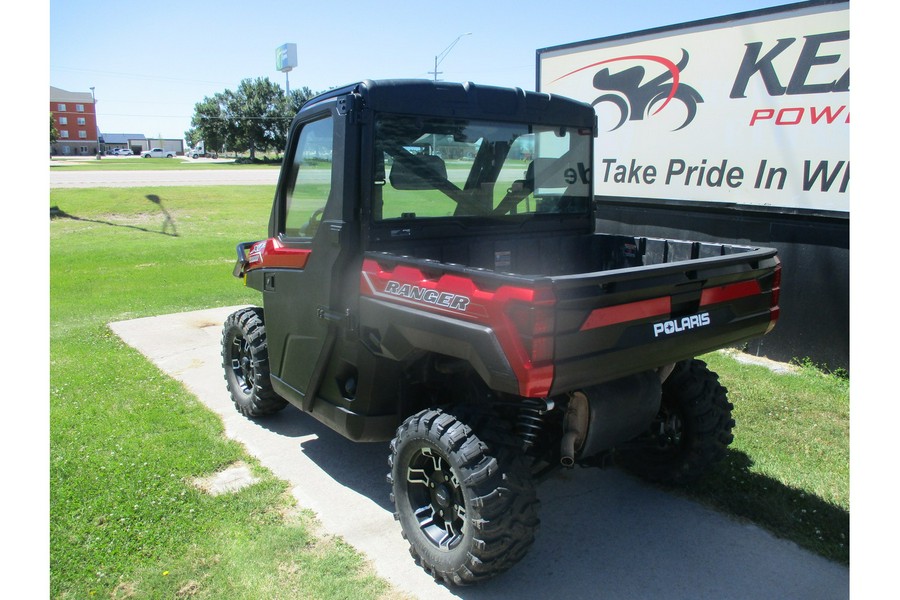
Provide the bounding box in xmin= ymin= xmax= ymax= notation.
xmin=580 ymin=297 xmax=672 ymax=331
xmin=361 ymin=258 xmax=556 ymax=397
xmin=359 ymin=258 xmax=781 ymax=398
xmin=245 ymin=238 xmax=311 ymax=272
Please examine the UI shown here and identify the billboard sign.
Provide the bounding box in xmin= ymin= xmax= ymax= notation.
xmin=276 ymin=43 xmax=298 ymax=73
xmin=537 ymin=1 xmax=849 ymax=214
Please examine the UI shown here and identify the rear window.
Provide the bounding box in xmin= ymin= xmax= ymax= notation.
xmin=372 ymin=115 xmax=592 ymax=222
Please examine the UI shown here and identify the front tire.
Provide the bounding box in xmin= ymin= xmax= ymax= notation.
xmin=221 ymin=307 xmax=287 ymax=417
xmin=617 ymin=359 xmax=734 ymax=484
xmin=388 ymin=408 xmax=539 ymax=585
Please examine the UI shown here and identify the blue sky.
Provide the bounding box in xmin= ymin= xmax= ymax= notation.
xmin=49 ymin=0 xmax=789 ymax=140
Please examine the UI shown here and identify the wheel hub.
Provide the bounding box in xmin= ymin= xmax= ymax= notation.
xmin=434 ymin=484 xmax=451 ymax=508
xmin=651 ymin=407 xmax=683 ymax=449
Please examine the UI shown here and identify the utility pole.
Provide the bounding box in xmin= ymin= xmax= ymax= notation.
xmin=429 ymin=33 xmax=472 ymax=81
xmin=90 ymin=86 xmax=100 ymax=157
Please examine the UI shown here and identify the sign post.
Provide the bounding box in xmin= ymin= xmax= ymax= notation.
xmin=276 ymin=43 xmax=298 ymax=95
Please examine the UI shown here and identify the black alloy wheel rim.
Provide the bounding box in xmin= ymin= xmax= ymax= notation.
xmin=405 ymin=446 xmax=467 ymax=550
xmin=229 ymin=335 xmax=253 ymax=394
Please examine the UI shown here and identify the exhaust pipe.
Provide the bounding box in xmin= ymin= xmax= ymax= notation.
xmin=657 ymin=362 xmax=676 ymax=384
xmin=558 ymin=370 xmax=663 ymax=466
xmin=560 ymin=392 xmax=588 ymax=467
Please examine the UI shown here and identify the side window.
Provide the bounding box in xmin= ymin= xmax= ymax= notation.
xmin=283 ymin=116 xmax=334 ymax=238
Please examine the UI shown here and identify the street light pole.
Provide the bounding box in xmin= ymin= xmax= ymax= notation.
xmin=90 ymin=86 xmax=100 ymax=157
xmin=429 ymin=33 xmax=472 ymax=81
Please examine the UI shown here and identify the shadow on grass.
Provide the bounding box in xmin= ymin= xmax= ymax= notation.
xmin=50 ymin=193 xmax=178 ymax=237
xmin=645 ymin=448 xmax=850 ymax=565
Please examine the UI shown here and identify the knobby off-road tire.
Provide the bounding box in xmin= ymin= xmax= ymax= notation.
xmin=388 ymin=407 xmax=540 ymax=585
xmin=221 ymin=307 xmax=287 ymax=417
xmin=617 ymin=359 xmax=734 ymax=485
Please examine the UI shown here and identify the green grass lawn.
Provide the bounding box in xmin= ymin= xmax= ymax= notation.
xmin=673 ymin=351 xmax=848 ymax=563
xmin=49 ymin=185 xmax=849 ymax=597
xmin=50 ymin=186 xmax=392 ymax=599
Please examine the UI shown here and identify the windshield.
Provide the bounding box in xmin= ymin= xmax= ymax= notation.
xmin=372 ymin=115 xmax=592 ymax=221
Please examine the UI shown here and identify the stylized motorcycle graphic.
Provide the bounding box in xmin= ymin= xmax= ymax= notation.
xmin=551 ymin=50 xmax=703 ymax=131
xmin=590 ymin=50 xmax=703 ymax=131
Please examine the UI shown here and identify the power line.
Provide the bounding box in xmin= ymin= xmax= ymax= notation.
xmin=198 ymin=115 xmax=294 ymax=120
xmin=50 ymin=65 xmax=233 ymax=87
xmin=95 ymin=113 xmax=294 ymax=120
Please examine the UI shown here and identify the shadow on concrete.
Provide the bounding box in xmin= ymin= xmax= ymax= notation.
xmin=248 ymin=405 xmax=848 ymax=600
xmin=248 ymin=407 xmax=393 ymax=511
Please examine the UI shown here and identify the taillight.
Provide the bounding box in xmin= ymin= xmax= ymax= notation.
xmin=771 ymin=262 xmax=782 ymax=308
xmin=507 ymin=288 xmax=556 ymax=365
xmin=766 ymin=262 xmax=782 ymax=333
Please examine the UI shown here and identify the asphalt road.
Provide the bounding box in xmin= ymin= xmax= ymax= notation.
xmin=49 ymin=163 xmax=279 ymax=188
xmin=110 ymin=306 xmax=850 ymax=600
xmin=48 ymin=159 xmax=518 ymax=189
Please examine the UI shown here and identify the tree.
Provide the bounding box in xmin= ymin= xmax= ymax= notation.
xmin=287 ymin=86 xmax=316 ymax=115
xmin=227 ymin=77 xmax=287 ymax=160
xmin=187 ymin=93 xmax=228 ymax=156
xmin=187 ymin=78 xmax=321 ymax=160
xmin=272 ymin=86 xmax=318 ymax=151
xmin=50 ymin=113 xmax=59 ymax=144
xmin=184 ymin=128 xmax=199 ymax=148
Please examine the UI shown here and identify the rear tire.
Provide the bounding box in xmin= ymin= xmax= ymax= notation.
xmin=221 ymin=307 xmax=287 ymax=417
xmin=617 ymin=359 xmax=734 ymax=484
xmin=388 ymin=407 xmax=539 ymax=585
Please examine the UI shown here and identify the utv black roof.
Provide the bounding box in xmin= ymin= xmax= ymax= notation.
xmin=299 ymin=79 xmax=596 ymax=128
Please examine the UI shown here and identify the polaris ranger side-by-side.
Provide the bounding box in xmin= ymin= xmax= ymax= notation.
xmin=222 ymin=80 xmax=780 ymax=585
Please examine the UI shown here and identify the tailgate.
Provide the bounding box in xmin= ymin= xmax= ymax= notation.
xmin=547 ymin=240 xmax=780 ymax=394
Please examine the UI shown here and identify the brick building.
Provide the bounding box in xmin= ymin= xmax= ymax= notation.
xmin=50 ymin=86 xmax=100 ymax=156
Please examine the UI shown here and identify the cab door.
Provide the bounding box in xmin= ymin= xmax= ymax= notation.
xmin=262 ymin=98 xmax=359 ymax=409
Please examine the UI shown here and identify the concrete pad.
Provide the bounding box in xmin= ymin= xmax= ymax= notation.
xmin=722 ymin=348 xmax=800 ymax=375
xmin=192 ymin=462 xmax=260 ymax=496
xmin=110 ymin=306 xmax=849 ymax=600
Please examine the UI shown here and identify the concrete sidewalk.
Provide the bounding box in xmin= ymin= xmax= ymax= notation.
xmin=110 ymin=306 xmax=849 ymax=600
